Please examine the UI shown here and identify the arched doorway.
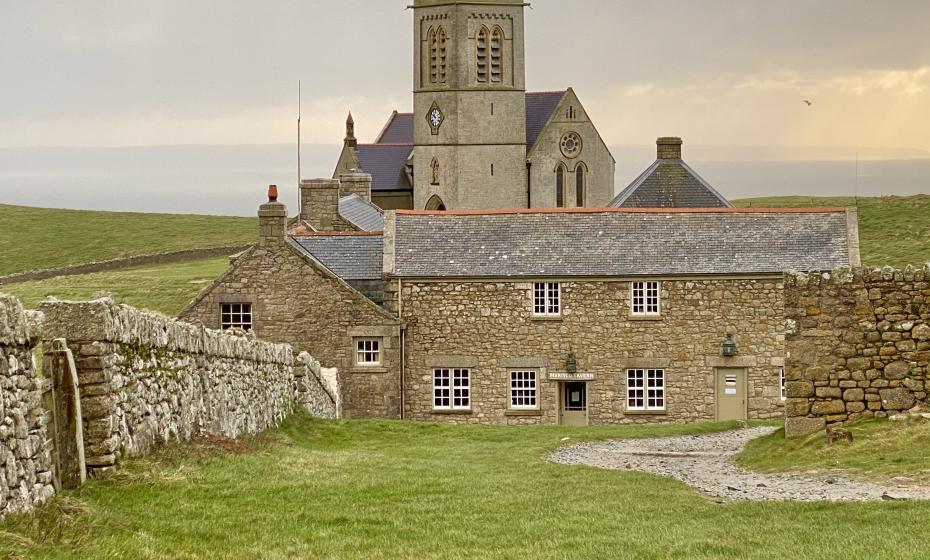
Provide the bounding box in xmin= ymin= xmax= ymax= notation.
xmin=425 ymin=195 xmax=447 ymax=211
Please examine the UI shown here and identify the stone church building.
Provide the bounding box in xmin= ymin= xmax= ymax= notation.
xmin=180 ymin=0 xmax=863 ymax=426
xmin=334 ymin=0 xmax=615 ymax=212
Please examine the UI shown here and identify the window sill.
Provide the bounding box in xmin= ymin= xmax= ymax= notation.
xmin=431 ymin=409 xmax=472 ymax=415
xmin=628 ymin=315 xmax=662 ymax=322
xmin=530 ymin=315 xmax=562 ymax=322
xmin=624 ymin=409 xmax=668 ymax=416
xmin=351 ymin=366 xmax=388 ymax=374
xmin=505 ymin=409 xmax=542 ymax=417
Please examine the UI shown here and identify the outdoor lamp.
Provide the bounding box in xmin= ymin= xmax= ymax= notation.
xmin=722 ymin=333 xmax=737 ymax=357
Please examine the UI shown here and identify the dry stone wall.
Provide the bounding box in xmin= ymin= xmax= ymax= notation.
xmin=784 ymin=266 xmax=930 ymax=437
xmin=39 ymin=298 xmax=337 ymax=475
xmin=0 ymin=294 xmax=54 ymax=518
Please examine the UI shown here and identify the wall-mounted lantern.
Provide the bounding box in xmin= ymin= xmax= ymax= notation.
xmin=722 ymin=333 xmax=737 ymax=357
xmin=565 ymin=352 xmax=578 ymax=374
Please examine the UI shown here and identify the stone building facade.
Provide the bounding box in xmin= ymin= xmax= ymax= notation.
xmin=180 ymin=191 xmax=402 ymax=419
xmin=784 ymin=265 xmax=930 ymax=437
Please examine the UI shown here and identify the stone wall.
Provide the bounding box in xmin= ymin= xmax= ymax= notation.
xmin=40 ymin=298 xmax=337 ymax=475
xmin=0 ymin=294 xmax=54 ymax=518
xmin=399 ymin=278 xmax=785 ymax=424
xmin=784 ymin=266 xmax=930 ymax=437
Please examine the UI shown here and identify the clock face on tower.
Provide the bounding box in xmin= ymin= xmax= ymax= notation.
xmin=427 ymin=102 xmax=444 ymax=135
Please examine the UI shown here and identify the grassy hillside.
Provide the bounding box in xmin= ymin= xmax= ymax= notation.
xmin=4 ymin=415 xmax=930 ymax=559
xmin=0 ymin=204 xmax=255 ymax=276
xmin=1 ymin=257 xmax=228 ymax=316
xmin=732 ymin=195 xmax=930 ymax=268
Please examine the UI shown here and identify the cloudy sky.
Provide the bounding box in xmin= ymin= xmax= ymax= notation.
xmin=2 ymin=0 xmax=930 ymax=155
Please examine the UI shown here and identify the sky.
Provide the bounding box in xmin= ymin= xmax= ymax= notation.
xmin=2 ymin=0 xmax=930 ymax=156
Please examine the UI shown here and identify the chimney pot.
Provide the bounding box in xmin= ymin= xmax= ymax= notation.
xmin=656 ymin=137 xmax=683 ymax=160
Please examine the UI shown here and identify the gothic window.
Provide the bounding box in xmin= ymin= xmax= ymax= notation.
xmin=430 ymin=158 xmax=440 ymax=185
xmin=490 ymin=27 xmax=503 ymax=83
xmin=476 ymin=27 xmax=489 ymax=83
xmin=575 ymin=162 xmax=587 ymax=207
xmin=426 ymin=194 xmax=447 ymax=211
xmin=428 ymin=27 xmax=447 ymax=84
xmin=555 ymin=164 xmax=566 ymax=208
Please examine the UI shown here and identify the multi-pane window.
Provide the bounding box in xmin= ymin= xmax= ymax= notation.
xmin=631 ymin=281 xmax=660 ymax=316
xmin=510 ymin=371 xmax=538 ymax=409
xmin=220 ymin=303 xmax=252 ymax=331
xmin=433 ymin=368 xmax=471 ymax=410
xmin=533 ymin=282 xmax=560 ymax=316
xmin=356 ymin=339 xmax=381 ymax=366
xmin=627 ymin=369 xmax=665 ymax=411
xmin=780 ymin=368 xmax=786 ymax=401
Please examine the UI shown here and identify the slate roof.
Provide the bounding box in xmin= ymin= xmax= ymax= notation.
xmin=290 ymin=235 xmax=384 ymax=281
xmin=525 ymin=91 xmax=565 ymax=148
xmin=355 ymin=144 xmax=413 ymax=192
xmin=376 ymin=113 xmax=414 ymax=144
xmin=392 ymin=208 xmax=851 ymax=278
xmin=339 ymin=194 xmax=385 ymax=231
xmin=610 ymin=159 xmax=732 ymax=208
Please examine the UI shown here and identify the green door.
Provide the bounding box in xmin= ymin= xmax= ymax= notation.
xmin=560 ymin=382 xmax=588 ymax=426
xmin=716 ymin=368 xmax=747 ymax=421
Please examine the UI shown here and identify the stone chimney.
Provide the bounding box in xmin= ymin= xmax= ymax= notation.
xmin=657 ymin=137 xmax=683 ymax=160
xmin=344 ymin=112 xmax=357 ymax=148
xmin=300 ymin=179 xmax=341 ymax=231
xmin=258 ymin=185 xmax=287 ymax=247
xmin=339 ymin=171 xmax=372 ymax=202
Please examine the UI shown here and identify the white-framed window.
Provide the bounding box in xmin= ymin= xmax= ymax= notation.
xmin=433 ymin=368 xmax=470 ymax=411
xmin=509 ymin=370 xmax=538 ymax=409
xmin=533 ymin=282 xmax=561 ymax=316
xmin=631 ymin=281 xmax=660 ymax=316
xmin=627 ymin=369 xmax=665 ymax=411
xmin=780 ymin=368 xmax=786 ymax=401
xmin=355 ymin=338 xmax=381 ymax=366
xmin=220 ymin=303 xmax=252 ymax=331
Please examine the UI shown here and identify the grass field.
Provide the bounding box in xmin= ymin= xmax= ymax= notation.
xmin=0 ymin=257 xmax=228 ymax=316
xmin=732 ymin=194 xmax=930 ymax=268
xmin=0 ymin=204 xmax=255 ymax=276
xmin=737 ymin=418 xmax=930 ymax=483
xmin=2 ymin=415 xmax=929 ymax=560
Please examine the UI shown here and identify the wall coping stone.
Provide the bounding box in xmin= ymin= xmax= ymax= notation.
xmin=0 ymin=293 xmax=44 ymax=346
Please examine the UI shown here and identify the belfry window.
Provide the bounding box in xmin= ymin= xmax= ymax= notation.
xmin=575 ymin=163 xmax=586 ymax=207
xmin=476 ymin=27 xmax=488 ymax=83
xmin=490 ymin=27 xmax=503 ymax=83
xmin=555 ymin=164 xmax=566 ymax=207
xmin=429 ymin=27 xmax=447 ymax=84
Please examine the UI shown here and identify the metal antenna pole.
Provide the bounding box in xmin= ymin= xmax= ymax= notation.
xmin=297 ymin=80 xmax=302 ymax=185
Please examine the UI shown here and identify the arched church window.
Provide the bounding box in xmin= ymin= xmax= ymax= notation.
xmin=575 ymin=163 xmax=587 ymax=207
xmin=430 ymin=158 xmax=440 ymax=185
xmin=426 ymin=194 xmax=447 ymax=211
xmin=555 ymin=164 xmax=566 ymax=208
xmin=476 ymin=27 xmax=489 ymax=83
xmin=437 ymin=27 xmax=447 ymax=83
xmin=490 ymin=27 xmax=503 ymax=83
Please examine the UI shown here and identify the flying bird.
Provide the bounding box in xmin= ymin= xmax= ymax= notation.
xmin=802 ymin=100 xmax=812 ymax=106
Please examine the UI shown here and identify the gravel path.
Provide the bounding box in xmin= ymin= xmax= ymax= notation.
xmin=547 ymin=427 xmax=930 ymax=502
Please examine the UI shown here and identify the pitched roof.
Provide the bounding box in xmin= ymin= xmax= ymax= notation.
xmin=525 ymin=91 xmax=565 ymax=148
xmin=391 ymin=208 xmax=851 ymax=278
xmin=376 ymin=113 xmax=414 ymax=144
xmin=355 ymin=144 xmax=413 ymax=192
xmin=339 ymin=194 xmax=385 ymax=231
xmin=289 ymin=235 xmax=383 ymax=281
xmin=610 ymin=159 xmax=732 ymax=208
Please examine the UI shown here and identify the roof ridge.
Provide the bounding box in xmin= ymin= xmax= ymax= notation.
xmin=357 ymin=142 xmax=413 ymax=147
xmin=396 ymin=207 xmax=848 ymax=216
xmin=526 ymin=90 xmax=567 ymax=96
xmin=290 ymin=231 xmax=384 ymax=237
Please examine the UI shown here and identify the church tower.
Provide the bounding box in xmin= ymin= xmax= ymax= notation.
xmin=411 ymin=0 xmax=528 ymax=210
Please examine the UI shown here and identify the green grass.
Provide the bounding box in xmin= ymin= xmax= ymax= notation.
xmin=0 ymin=204 xmax=255 ymax=276
xmin=733 ymin=194 xmax=930 ymax=268
xmin=3 ymin=415 xmax=930 ymax=559
xmin=0 ymin=257 xmax=228 ymax=316
xmin=737 ymin=418 xmax=930 ymax=483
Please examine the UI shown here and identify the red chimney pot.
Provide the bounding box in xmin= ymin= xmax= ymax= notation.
xmin=268 ymin=184 xmax=278 ymax=202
